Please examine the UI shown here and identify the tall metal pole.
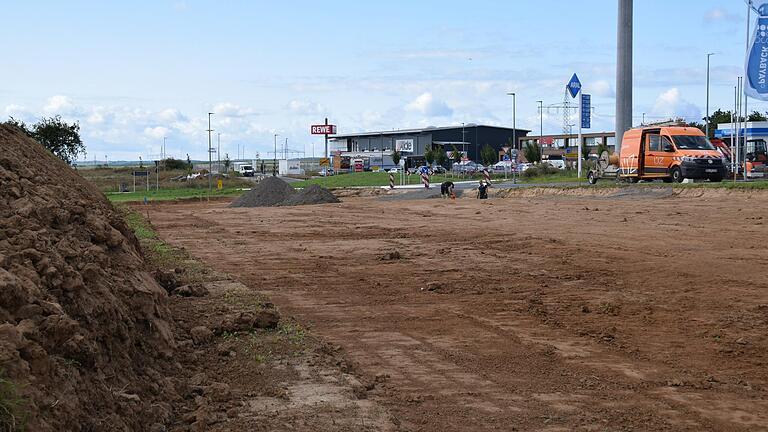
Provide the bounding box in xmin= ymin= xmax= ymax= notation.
xmin=207 ymin=112 xmax=214 ymax=192
xmin=507 ymin=92 xmax=517 ymax=149
xmin=706 ymin=53 xmax=715 ymax=138
xmin=578 ymin=88 xmax=583 ymax=178
xmin=744 ymin=3 xmax=752 ymax=181
xmin=615 ymin=0 xmax=633 ymax=158
xmin=732 ymin=85 xmax=737 ymax=178
xmin=217 ymin=133 xmax=221 ymax=175
xmin=537 ymin=101 xmax=543 ymax=160
xmin=324 ymin=117 xmax=329 ymax=159
xmin=273 ymin=134 xmax=278 ymax=176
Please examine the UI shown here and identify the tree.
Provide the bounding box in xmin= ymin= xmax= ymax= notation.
xmin=480 ymin=143 xmax=497 ymax=166
xmin=163 ymin=158 xmax=188 ymax=170
xmin=450 ymin=145 xmax=463 ymax=164
xmin=581 ymin=142 xmax=590 ymax=161
xmin=704 ymin=109 xmax=744 ymax=138
xmin=391 ymin=149 xmax=401 ymax=166
xmin=424 ymin=146 xmax=435 ymax=166
xmin=224 ymin=153 xmax=231 ymax=172
xmin=434 ymin=146 xmax=448 ymax=167
xmin=748 ymin=110 xmax=767 ymax=122
xmin=596 ymin=142 xmax=609 ymax=158
xmin=5 ymin=116 xmax=85 ymax=164
xmin=523 ymin=141 xmax=541 ymax=163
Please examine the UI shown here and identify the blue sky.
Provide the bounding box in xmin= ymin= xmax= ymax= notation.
xmin=0 ymin=0 xmax=759 ymax=161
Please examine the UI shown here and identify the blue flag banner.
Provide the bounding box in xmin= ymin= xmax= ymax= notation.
xmin=746 ymin=3 xmax=768 ymax=100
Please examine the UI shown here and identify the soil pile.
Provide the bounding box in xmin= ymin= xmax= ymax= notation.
xmin=0 ymin=125 xmax=176 ymax=431
xmin=229 ymin=176 xmax=295 ymax=207
xmin=279 ymin=184 xmax=340 ymax=206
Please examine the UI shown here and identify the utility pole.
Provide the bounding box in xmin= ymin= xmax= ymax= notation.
xmin=706 ymin=53 xmax=715 ymax=138
xmin=163 ymin=136 xmax=167 ymax=160
xmin=273 ymin=133 xmax=279 ymax=176
xmin=217 ymin=133 xmax=221 ymax=175
xmin=207 ymin=112 xmax=214 ymax=192
xmin=615 ymin=0 xmax=633 ymax=158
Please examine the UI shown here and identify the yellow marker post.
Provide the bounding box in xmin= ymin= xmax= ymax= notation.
xmin=217 ymin=179 xmax=223 ymax=190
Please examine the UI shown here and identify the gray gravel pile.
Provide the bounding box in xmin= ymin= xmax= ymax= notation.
xmin=279 ymin=184 xmax=340 ymax=206
xmin=229 ymin=176 xmax=296 ymax=207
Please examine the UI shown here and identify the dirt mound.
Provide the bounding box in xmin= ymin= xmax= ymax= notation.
xmin=229 ymin=176 xmax=295 ymax=207
xmin=0 ymin=125 xmax=175 ymax=431
xmin=278 ymin=184 xmax=340 ymax=206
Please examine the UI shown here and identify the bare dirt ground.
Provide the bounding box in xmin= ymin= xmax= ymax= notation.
xmin=148 ymin=188 xmax=768 ymax=431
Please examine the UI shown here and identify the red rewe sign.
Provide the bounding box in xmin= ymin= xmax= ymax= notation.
xmin=311 ymin=124 xmax=337 ymax=135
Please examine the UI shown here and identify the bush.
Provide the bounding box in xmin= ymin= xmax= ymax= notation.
xmin=522 ymin=163 xmax=559 ymax=178
xmin=163 ymin=158 xmax=188 ymax=170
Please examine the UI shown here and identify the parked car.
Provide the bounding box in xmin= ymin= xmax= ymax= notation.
xmin=492 ymin=161 xmax=514 ymax=172
xmin=432 ymin=166 xmax=447 ymax=174
xmin=452 ymin=161 xmax=485 ymax=174
xmin=545 ymin=159 xmax=566 ymax=170
xmin=516 ymin=163 xmax=533 ymax=172
xmin=320 ymin=168 xmax=335 ymax=176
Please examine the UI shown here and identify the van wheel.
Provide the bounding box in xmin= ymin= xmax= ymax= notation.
xmin=629 ymin=177 xmax=639 ymax=184
xmin=671 ymin=166 xmax=684 ymax=183
xmin=588 ymin=171 xmax=597 ymax=185
xmin=710 ymin=176 xmax=723 ymax=183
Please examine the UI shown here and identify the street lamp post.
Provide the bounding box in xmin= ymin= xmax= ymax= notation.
xmin=207 ymin=113 xmax=214 ymax=192
xmin=273 ymin=134 xmax=279 ymax=176
xmin=507 ymin=92 xmax=517 ymax=149
xmin=706 ymin=52 xmax=716 ymax=138
xmin=537 ymin=101 xmax=544 ymax=160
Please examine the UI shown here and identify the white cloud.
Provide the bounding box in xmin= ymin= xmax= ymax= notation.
xmin=591 ymin=80 xmax=615 ymax=98
xmin=143 ymin=126 xmax=170 ymax=139
xmin=704 ymin=8 xmax=740 ymax=23
xmin=43 ymin=95 xmax=79 ymax=115
xmin=288 ymin=100 xmax=324 ymax=115
xmin=212 ymin=102 xmax=256 ymax=118
xmin=651 ymin=88 xmax=702 ymax=121
xmin=405 ymin=92 xmax=453 ymax=117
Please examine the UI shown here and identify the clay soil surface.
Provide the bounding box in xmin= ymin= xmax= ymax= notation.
xmin=148 ymin=189 xmax=768 ymax=431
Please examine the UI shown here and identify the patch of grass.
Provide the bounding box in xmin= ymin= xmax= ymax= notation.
xmin=222 ymin=286 xmax=269 ymax=310
xmin=277 ymin=321 xmax=308 ymax=346
xmin=106 ymin=187 xmax=245 ymax=203
xmin=0 ymin=373 xmax=27 ymax=432
xmin=118 ymin=206 xmax=209 ymax=282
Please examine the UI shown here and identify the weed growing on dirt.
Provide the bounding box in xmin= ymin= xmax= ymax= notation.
xmin=597 ymin=302 xmax=621 ymax=316
xmin=277 ymin=321 xmax=308 ymax=346
xmin=222 ymin=286 xmax=269 ymax=310
xmin=0 ymin=372 xmax=27 ymax=432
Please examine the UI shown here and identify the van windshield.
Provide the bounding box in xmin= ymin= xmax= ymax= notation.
xmin=242 ymin=165 xmax=253 ymax=170
xmin=673 ymin=135 xmax=715 ymax=150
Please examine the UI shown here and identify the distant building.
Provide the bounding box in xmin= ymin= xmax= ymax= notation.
xmin=329 ymin=124 xmax=530 ymax=170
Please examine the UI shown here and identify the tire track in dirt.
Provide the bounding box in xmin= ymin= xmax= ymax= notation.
xmin=147 ymin=195 xmax=768 ymax=431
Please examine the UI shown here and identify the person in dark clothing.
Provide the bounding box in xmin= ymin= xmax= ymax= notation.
xmin=477 ymin=180 xmax=489 ymax=199
xmin=440 ymin=181 xmax=455 ymax=198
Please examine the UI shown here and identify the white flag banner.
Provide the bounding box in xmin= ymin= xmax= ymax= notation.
xmin=746 ymin=2 xmax=768 ymax=100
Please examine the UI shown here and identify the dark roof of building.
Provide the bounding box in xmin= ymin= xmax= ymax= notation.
xmin=330 ymin=124 xmax=531 ymax=139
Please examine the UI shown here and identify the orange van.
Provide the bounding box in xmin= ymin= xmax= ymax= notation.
xmin=619 ymin=126 xmax=726 ymax=183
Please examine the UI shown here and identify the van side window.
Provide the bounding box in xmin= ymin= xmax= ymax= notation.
xmin=660 ymin=136 xmax=673 ymax=151
xmin=648 ymin=135 xmax=662 ymax=152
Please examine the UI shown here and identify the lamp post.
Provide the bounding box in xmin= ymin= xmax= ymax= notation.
xmin=537 ymin=100 xmax=544 ymax=160
xmin=507 ymin=92 xmax=517 ymax=150
xmin=273 ymin=134 xmax=279 ymax=176
xmin=706 ymin=52 xmax=716 ymax=139
xmin=207 ymin=112 xmax=214 ymax=192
